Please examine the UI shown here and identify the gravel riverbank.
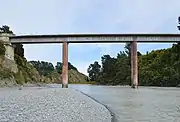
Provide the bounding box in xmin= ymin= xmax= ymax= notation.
xmin=0 ymin=87 xmax=112 ymax=122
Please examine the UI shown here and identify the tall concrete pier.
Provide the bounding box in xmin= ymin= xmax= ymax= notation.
xmin=62 ymin=42 xmax=68 ymax=88
xmin=131 ymin=41 xmax=138 ymax=88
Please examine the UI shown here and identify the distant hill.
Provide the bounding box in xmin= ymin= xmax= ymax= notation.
xmin=28 ymin=60 xmax=89 ymax=84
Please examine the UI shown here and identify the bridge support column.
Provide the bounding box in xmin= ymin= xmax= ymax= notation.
xmin=62 ymin=42 xmax=68 ymax=88
xmin=131 ymin=41 xmax=138 ymax=89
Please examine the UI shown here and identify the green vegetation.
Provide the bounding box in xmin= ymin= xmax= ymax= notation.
xmin=0 ymin=47 xmax=88 ymax=86
xmin=14 ymin=54 xmax=41 ymax=84
xmin=14 ymin=71 xmax=25 ymax=85
xmin=14 ymin=44 xmax=24 ymax=58
xmin=0 ymin=68 xmax=14 ymax=79
xmin=88 ymin=43 xmax=180 ymax=87
xmin=29 ymin=61 xmax=88 ymax=84
xmin=0 ymin=25 xmax=13 ymax=34
xmin=0 ymin=25 xmax=88 ymax=87
xmin=68 ymin=69 xmax=88 ymax=83
xmin=0 ymin=41 xmax=5 ymax=56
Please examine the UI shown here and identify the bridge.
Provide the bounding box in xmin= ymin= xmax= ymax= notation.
xmin=1 ymin=33 xmax=180 ymax=88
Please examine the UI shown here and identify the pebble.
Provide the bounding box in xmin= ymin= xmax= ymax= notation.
xmin=0 ymin=87 xmax=112 ymax=122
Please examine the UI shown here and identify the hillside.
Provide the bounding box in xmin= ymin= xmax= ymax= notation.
xmin=0 ymin=39 xmax=88 ymax=87
xmin=28 ymin=60 xmax=89 ymax=84
xmin=0 ymin=25 xmax=89 ymax=87
xmin=0 ymin=41 xmax=41 ymax=87
xmin=0 ymin=45 xmax=89 ymax=87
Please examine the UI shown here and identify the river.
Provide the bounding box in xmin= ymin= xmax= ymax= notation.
xmin=68 ymin=85 xmax=180 ymax=122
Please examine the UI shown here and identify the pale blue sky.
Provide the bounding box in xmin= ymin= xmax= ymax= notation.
xmin=1 ymin=0 xmax=180 ymax=75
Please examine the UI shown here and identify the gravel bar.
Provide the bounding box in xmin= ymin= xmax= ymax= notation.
xmin=0 ymin=87 xmax=112 ymax=122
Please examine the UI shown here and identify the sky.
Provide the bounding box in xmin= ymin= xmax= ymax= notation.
xmin=1 ymin=0 xmax=180 ymax=75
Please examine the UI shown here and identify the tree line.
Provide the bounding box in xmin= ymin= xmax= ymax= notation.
xmin=87 ymin=43 xmax=180 ymax=87
xmin=29 ymin=61 xmax=78 ymax=76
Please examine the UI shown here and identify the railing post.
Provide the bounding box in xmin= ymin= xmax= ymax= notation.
xmin=62 ymin=42 xmax=68 ymax=88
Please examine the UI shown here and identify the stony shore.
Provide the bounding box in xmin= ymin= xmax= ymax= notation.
xmin=0 ymin=87 xmax=112 ymax=122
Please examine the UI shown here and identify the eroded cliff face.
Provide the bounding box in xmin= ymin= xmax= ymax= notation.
xmin=0 ymin=77 xmax=17 ymax=87
xmin=0 ymin=40 xmax=18 ymax=87
xmin=0 ymin=61 xmax=17 ymax=87
xmin=2 ymin=58 xmax=18 ymax=73
xmin=0 ymin=53 xmax=43 ymax=87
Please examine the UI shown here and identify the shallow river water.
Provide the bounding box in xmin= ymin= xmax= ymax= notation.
xmin=69 ymin=85 xmax=180 ymax=122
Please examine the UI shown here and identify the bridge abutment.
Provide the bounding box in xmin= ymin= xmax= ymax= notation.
xmin=62 ymin=42 xmax=68 ymax=88
xmin=131 ymin=41 xmax=138 ymax=89
xmin=0 ymin=33 xmax=15 ymax=61
xmin=0 ymin=33 xmax=18 ymax=73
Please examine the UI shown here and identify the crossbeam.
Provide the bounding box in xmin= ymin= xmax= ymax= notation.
xmin=9 ymin=34 xmax=180 ymax=43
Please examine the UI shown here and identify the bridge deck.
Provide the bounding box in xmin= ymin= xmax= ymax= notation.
xmin=9 ymin=33 xmax=180 ymax=43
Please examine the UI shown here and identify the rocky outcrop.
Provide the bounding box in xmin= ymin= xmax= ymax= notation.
xmin=0 ymin=77 xmax=17 ymax=87
xmin=2 ymin=58 xmax=18 ymax=73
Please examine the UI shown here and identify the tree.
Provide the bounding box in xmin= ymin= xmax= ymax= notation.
xmin=0 ymin=25 xmax=13 ymax=34
xmin=124 ymin=42 xmax=131 ymax=57
xmin=29 ymin=61 xmax=54 ymax=76
xmin=113 ymin=51 xmax=130 ymax=85
xmin=13 ymin=44 xmax=24 ymax=58
xmin=55 ymin=62 xmax=62 ymax=74
xmin=68 ymin=62 xmax=78 ymax=71
xmin=100 ymin=55 xmax=117 ymax=84
xmin=0 ymin=25 xmax=24 ymax=58
xmin=87 ymin=42 xmax=180 ymax=87
xmin=137 ymin=51 xmax=142 ymax=56
xmin=55 ymin=62 xmax=78 ymax=74
xmin=87 ymin=61 xmax=101 ymax=81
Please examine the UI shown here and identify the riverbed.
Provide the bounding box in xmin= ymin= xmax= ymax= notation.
xmin=0 ymin=87 xmax=112 ymax=122
xmin=1 ymin=84 xmax=180 ymax=122
xmin=69 ymin=85 xmax=180 ymax=122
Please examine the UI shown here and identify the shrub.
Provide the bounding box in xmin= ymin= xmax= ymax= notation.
xmin=14 ymin=71 xmax=25 ymax=85
xmin=0 ymin=68 xmax=14 ymax=79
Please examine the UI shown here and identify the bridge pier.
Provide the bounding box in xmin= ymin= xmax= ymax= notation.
xmin=62 ymin=42 xmax=68 ymax=88
xmin=131 ymin=41 xmax=138 ymax=89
